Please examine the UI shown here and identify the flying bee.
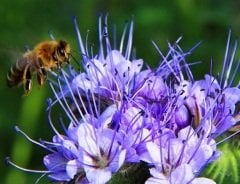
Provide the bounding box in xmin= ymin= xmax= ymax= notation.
xmin=6 ymin=40 xmax=71 ymax=95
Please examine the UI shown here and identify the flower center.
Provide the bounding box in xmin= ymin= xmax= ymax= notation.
xmin=92 ymin=148 xmax=109 ymax=169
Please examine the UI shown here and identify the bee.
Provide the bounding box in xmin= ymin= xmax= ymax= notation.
xmin=6 ymin=40 xmax=70 ymax=95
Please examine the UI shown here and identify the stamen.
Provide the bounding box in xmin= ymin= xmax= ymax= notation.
xmin=217 ymin=129 xmax=240 ymax=145
xmin=72 ymin=16 xmax=88 ymax=64
xmin=73 ymin=82 xmax=89 ymax=116
xmin=57 ymin=76 xmax=79 ymax=125
xmin=98 ymin=15 xmax=104 ymax=61
xmin=187 ymin=133 xmax=204 ymax=163
xmin=119 ymin=21 xmax=129 ymax=54
xmin=223 ymin=40 xmax=238 ymax=88
xmin=89 ymin=89 xmax=99 ymax=118
xmin=49 ymin=82 xmax=77 ymax=125
xmin=229 ymin=59 xmax=240 ymax=86
xmin=60 ymin=69 xmax=86 ymax=122
xmin=220 ymin=30 xmax=232 ymax=86
xmin=103 ymin=15 xmax=112 ymax=55
xmin=5 ymin=157 xmax=49 ymax=174
xmin=47 ymin=103 xmax=64 ymax=140
xmin=14 ymin=126 xmax=54 ymax=152
xmin=35 ymin=172 xmax=49 ymax=184
xmin=125 ymin=19 xmax=134 ymax=60
xmin=85 ymin=30 xmax=90 ymax=59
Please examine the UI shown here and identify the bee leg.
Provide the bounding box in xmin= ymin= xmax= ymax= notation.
xmin=39 ymin=64 xmax=48 ymax=80
xmin=24 ymin=67 xmax=32 ymax=95
xmin=41 ymin=67 xmax=47 ymax=75
xmin=25 ymin=79 xmax=32 ymax=95
xmin=37 ymin=70 xmax=45 ymax=87
xmin=55 ymin=61 xmax=61 ymax=70
xmin=38 ymin=59 xmax=48 ymax=80
xmin=41 ymin=67 xmax=48 ymax=80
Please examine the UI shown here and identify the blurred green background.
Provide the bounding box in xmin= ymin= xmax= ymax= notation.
xmin=1 ymin=0 xmax=240 ymax=183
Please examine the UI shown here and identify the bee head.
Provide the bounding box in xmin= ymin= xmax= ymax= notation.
xmin=55 ymin=40 xmax=71 ymax=65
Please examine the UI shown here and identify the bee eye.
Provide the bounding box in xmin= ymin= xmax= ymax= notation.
xmin=58 ymin=48 xmax=65 ymax=56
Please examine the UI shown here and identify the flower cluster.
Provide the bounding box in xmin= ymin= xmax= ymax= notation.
xmin=9 ymin=17 xmax=240 ymax=184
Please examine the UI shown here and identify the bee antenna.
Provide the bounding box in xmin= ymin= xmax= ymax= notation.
xmin=48 ymin=30 xmax=55 ymax=40
xmin=70 ymin=53 xmax=81 ymax=68
xmin=71 ymin=50 xmax=91 ymax=62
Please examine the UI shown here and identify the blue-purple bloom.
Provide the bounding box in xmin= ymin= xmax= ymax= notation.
xmin=7 ymin=16 xmax=240 ymax=184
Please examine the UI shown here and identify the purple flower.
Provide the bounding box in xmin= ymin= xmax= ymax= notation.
xmin=71 ymin=17 xmax=143 ymax=105
xmin=141 ymin=126 xmax=218 ymax=173
xmin=42 ymin=106 xmax=127 ymax=183
xmin=43 ymin=124 xmax=82 ymax=181
xmin=72 ymin=50 xmax=143 ymax=99
xmin=7 ymin=17 xmax=240 ymax=184
xmin=146 ymin=164 xmax=216 ymax=184
xmin=76 ymin=122 xmax=126 ymax=183
xmin=182 ymin=74 xmax=240 ymax=137
xmin=38 ymin=21 xmax=240 ymax=183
